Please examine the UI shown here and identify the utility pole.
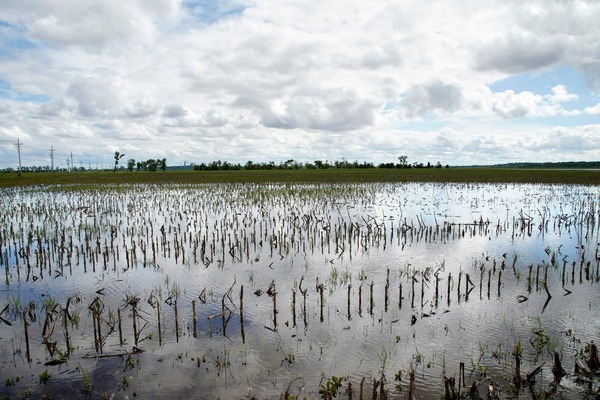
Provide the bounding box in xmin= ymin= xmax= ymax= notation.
xmin=50 ymin=146 xmax=55 ymax=172
xmin=70 ymin=152 xmax=74 ymax=172
xmin=15 ymin=139 xmax=23 ymax=176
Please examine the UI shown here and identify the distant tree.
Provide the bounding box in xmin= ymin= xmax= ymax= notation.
xmin=435 ymin=161 xmax=442 ymax=168
xmin=398 ymin=155 xmax=408 ymax=168
xmin=127 ymin=159 xmax=136 ymax=172
xmin=146 ymin=159 xmax=157 ymax=172
xmin=114 ymin=151 xmax=125 ymax=172
xmin=378 ymin=162 xmax=396 ymax=169
xmin=160 ymin=158 xmax=167 ymax=171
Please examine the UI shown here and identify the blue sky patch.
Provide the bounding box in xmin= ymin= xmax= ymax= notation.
xmin=0 ymin=78 xmax=50 ymax=103
xmin=0 ymin=20 xmax=37 ymax=56
xmin=490 ymin=67 xmax=598 ymax=111
xmin=182 ymin=0 xmax=247 ymax=26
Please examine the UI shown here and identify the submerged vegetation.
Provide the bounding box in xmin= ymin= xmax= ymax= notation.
xmin=0 ymin=181 xmax=599 ymax=398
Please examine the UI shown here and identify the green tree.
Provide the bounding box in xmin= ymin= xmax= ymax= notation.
xmin=398 ymin=155 xmax=408 ymax=168
xmin=114 ymin=151 xmax=125 ymax=172
xmin=127 ymin=159 xmax=136 ymax=172
xmin=160 ymin=158 xmax=167 ymax=171
xmin=146 ymin=159 xmax=157 ymax=172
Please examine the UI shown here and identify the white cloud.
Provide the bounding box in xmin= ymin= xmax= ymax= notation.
xmin=489 ymin=84 xmax=583 ymax=119
xmin=584 ymin=103 xmax=600 ymax=115
xmin=475 ymin=33 xmax=566 ymax=74
xmin=0 ymin=0 xmax=599 ymax=168
xmin=399 ymin=81 xmax=463 ymax=118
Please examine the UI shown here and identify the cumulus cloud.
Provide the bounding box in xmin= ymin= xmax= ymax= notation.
xmin=491 ymin=90 xmax=541 ymax=118
xmin=475 ymin=33 xmax=565 ymax=74
xmin=259 ymin=93 xmax=376 ymax=131
xmin=162 ymin=104 xmax=188 ymax=119
xmin=584 ymin=103 xmax=600 ymax=115
xmin=67 ymin=78 xmax=125 ymax=118
xmin=490 ymin=85 xmax=581 ymax=119
xmin=399 ymin=81 xmax=463 ymax=118
xmin=546 ymin=85 xmax=578 ymax=103
xmin=124 ymin=97 xmax=158 ymax=118
xmin=0 ymin=0 xmax=599 ymax=168
xmin=2 ymin=0 xmax=178 ymax=51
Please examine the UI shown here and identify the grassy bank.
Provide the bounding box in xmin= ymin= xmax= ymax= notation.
xmin=1 ymin=168 xmax=599 ymax=188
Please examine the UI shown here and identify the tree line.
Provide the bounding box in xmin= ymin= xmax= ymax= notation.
xmin=1 ymin=156 xmax=450 ymax=173
xmin=193 ymin=157 xmax=449 ymax=171
xmin=114 ymin=152 xmax=167 ymax=172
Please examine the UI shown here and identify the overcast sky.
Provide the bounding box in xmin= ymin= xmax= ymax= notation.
xmin=0 ymin=0 xmax=599 ymax=169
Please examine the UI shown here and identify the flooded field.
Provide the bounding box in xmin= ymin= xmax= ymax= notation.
xmin=0 ymin=182 xmax=599 ymax=399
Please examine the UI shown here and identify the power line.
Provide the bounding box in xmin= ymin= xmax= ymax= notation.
xmin=50 ymin=146 xmax=55 ymax=173
xmin=15 ymin=139 xmax=23 ymax=176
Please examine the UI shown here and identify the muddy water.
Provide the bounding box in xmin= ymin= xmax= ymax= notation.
xmin=0 ymin=182 xmax=598 ymax=399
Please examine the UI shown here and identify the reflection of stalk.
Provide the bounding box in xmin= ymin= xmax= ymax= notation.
xmin=408 ymin=364 xmax=415 ymax=399
xmin=435 ymin=270 xmax=440 ymax=307
xmin=91 ymin=306 xmax=99 ymax=352
xmin=384 ymin=269 xmax=389 ymax=312
xmin=89 ymin=297 xmax=104 ymax=353
xmin=465 ymin=274 xmax=473 ymax=302
xmin=240 ymin=286 xmax=245 ymax=343
xmin=118 ymin=308 xmax=123 ymax=346
xmin=97 ymin=305 xmax=103 ymax=353
xmin=174 ymin=299 xmax=179 ymax=343
xmin=487 ymin=270 xmax=491 ymax=299
xmin=372 ymin=377 xmax=378 ymax=399
xmin=421 ymin=275 xmax=425 ymax=308
xmin=347 ymin=285 xmax=351 ymax=320
xmin=369 ymin=282 xmax=374 ymax=316
xmin=479 ymin=268 xmax=484 ymax=299
xmin=157 ymin=302 xmax=162 ymax=346
xmin=299 ymin=276 xmax=307 ymax=327
xmin=23 ymin=310 xmax=31 ymax=363
xmin=132 ymin=306 xmax=138 ymax=346
xmin=267 ymin=280 xmax=277 ymax=329
xmin=319 ymin=283 xmax=324 ymax=322
xmin=447 ymin=273 xmax=452 ymax=307
xmin=411 ymin=273 xmax=416 ymax=308
xmin=513 ymin=341 xmax=522 ymax=390
xmin=398 ymin=282 xmax=402 ymax=310
xmin=63 ymin=308 xmax=70 ymax=356
xmin=192 ymin=300 xmax=197 ymax=338
xmin=497 ymin=269 xmax=502 ymax=298
xmin=457 ymin=272 xmax=462 ymax=302
xmin=359 ymin=284 xmax=363 ymax=315
xmin=292 ymin=288 xmax=297 ymax=327
xmin=359 ymin=377 xmax=365 ymax=400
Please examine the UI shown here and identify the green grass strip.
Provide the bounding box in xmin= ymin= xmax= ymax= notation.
xmin=0 ymin=168 xmax=599 ymax=188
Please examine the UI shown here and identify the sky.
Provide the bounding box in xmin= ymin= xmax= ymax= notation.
xmin=0 ymin=0 xmax=599 ymax=169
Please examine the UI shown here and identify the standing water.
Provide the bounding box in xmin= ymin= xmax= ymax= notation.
xmin=0 ymin=182 xmax=599 ymax=399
